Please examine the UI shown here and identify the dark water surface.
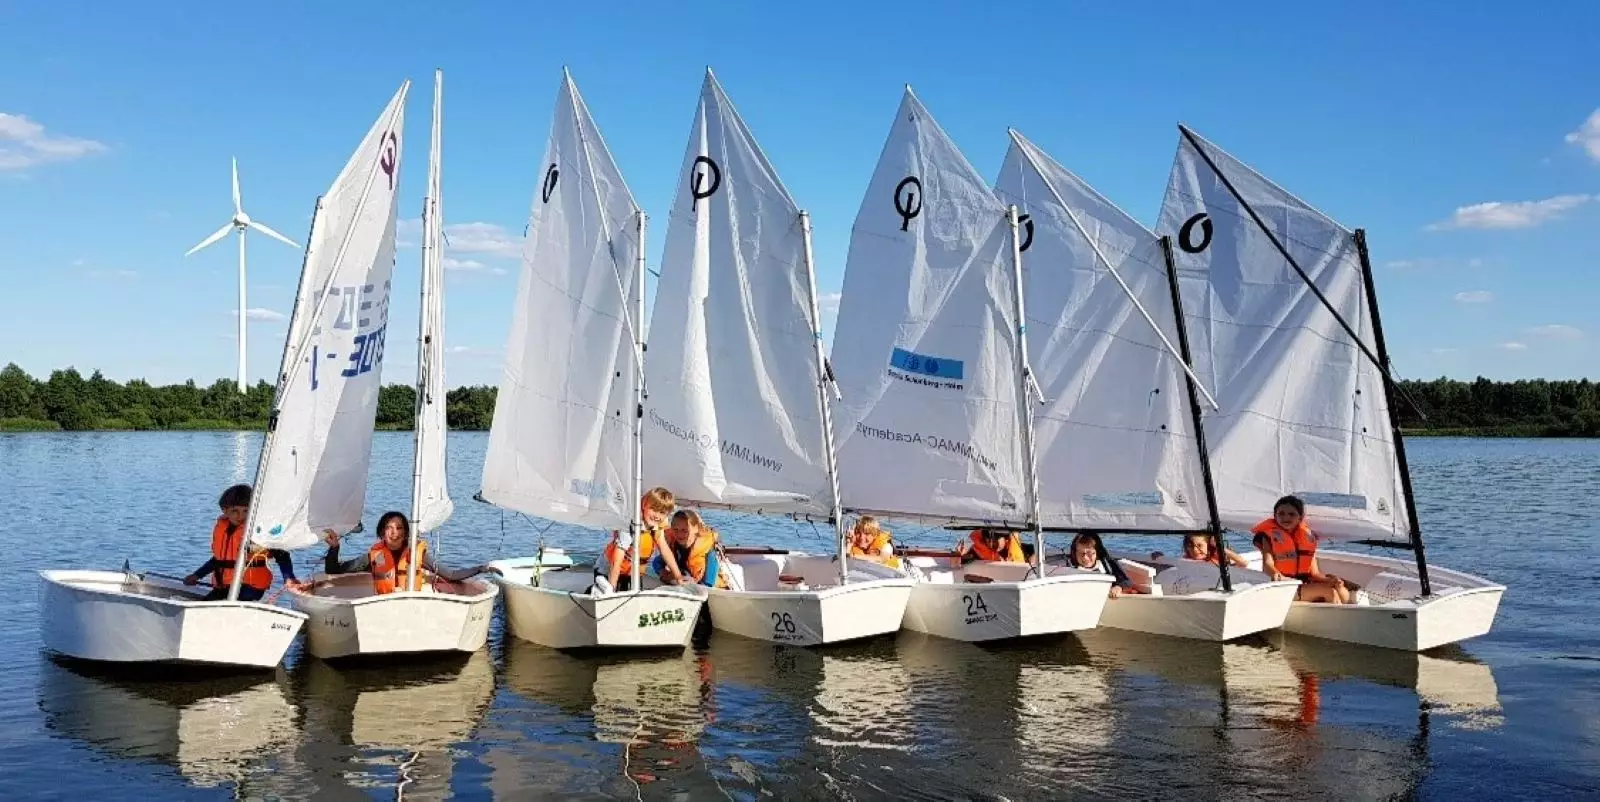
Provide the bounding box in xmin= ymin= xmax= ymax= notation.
xmin=2 ymin=433 xmax=1596 ymax=800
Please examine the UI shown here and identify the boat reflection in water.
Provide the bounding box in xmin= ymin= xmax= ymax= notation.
xmin=294 ymin=649 xmax=496 ymax=799
xmin=36 ymin=657 xmax=298 ymax=793
xmin=489 ymin=640 xmax=717 ymax=798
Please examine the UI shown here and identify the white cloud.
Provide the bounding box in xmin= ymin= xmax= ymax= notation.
xmin=1566 ymin=109 xmax=1600 ymax=163
xmin=1427 ymin=194 xmax=1594 ymax=230
xmin=88 ymin=268 xmax=137 ymax=279
xmin=443 ymin=257 xmax=488 ymax=272
xmin=819 ymin=291 xmax=842 ymax=315
xmin=1453 ymin=290 xmax=1493 ymax=303
xmin=1499 ymin=342 xmax=1528 ymax=351
xmin=446 ymin=345 xmax=500 ymax=358
xmin=0 ymin=112 xmax=107 ymax=171
xmin=1527 ymin=324 xmax=1583 ymax=341
xmin=1384 ymin=259 xmax=1418 ymax=269
xmin=1430 ymin=348 xmax=1460 ymax=355
xmin=231 ymin=307 xmax=286 ymax=322
xmin=445 ymin=221 xmax=522 ymax=258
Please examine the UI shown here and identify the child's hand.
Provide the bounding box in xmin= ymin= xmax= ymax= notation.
xmin=322 ymin=529 xmax=339 ymax=548
xmin=183 ymin=574 xmax=199 ymax=586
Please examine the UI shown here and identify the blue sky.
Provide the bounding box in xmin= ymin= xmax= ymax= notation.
xmin=2 ymin=1 xmax=1596 ymax=387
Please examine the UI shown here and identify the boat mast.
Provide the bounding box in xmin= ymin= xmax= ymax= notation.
xmin=409 ymin=68 xmax=443 ymax=591
xmin=630 ymin=211 xmax=647 ymax=592
xmin=1006 ymin=206 xmax=1045 ymax=574
xmin=798 ymin=211 xmax=847 ymax=584
xmin=229 ymin=195 xmax=324 ymax=601
xmin=1159 ymin=236 xmax=1231 ymax=592
xmin=1354 ymin=229 xmax=1431 ymax=596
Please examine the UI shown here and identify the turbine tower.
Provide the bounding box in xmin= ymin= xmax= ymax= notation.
xmin=185 ymin=157 xmax=301 ymax=393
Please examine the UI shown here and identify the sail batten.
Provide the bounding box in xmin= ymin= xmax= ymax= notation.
xmin=479 ymin=73 xmax=642 ymax=531
xmin=994 ymin=131 xmax=1213 ymax=533
xmin=245 ymin=81 xmax=410 ymax=553
xmin=1157 ymin=126 xmax=1407 ymax=542
xmin=641 ymin=71 xmax=833 ymax=515
xmin=830 ymin=88 xmax=1027 ymax=525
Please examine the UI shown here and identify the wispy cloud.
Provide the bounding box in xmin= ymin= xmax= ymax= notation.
xmin=1427 ymin=194 xmax=1594 ymax=230
xmin=443 ymin=257 xmax=488 ymax=272
xmin=1385 ymin=256 xmax=1487 ymax=270
xmin=88 ymin=268 xmax=137 ymax=280
xmin=1499 ymin=342 xmax=1528 ymax=351
xmin=1453 ymin=290 xmax=1493 ymax=303
xmin=0 ymin=112 xmax=107 ymax=171
xmin=446 ymin=345 xmax=501 ymax=358
xmin=1567 ymin=109 xmax=1600 ymax=163
xmin=1430 ymin=347 xmax=1460 ymax=355
xmin=1527 ymin=324 xmax=1583 ymax=341
xmin=397 ymin=218 xmax=523 ymax=259
xmin=819 ymin=291 xmax=842 ymax=316
xmin=231 ymin=307 xmax=287 ymax=323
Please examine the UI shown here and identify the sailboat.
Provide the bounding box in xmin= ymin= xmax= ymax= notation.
xmin=829 ymin=88 xmax=1112 ymax=643
xmin=287 ymin=70 xmax=499 ymax=660
xmin=35 ymin=80 xmax=418 ymax=669
xmin=479 ymin=70 xmax=704 ymax=650
xmin=641 ymin=70 xmax=911 ymax=646
xmin=998 ymin=130 xmax=1301 ymax=642
xmin=1157 ymin=125 xmax=1504 ymax=651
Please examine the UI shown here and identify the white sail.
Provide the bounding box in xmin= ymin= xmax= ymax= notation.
xmin=479 ymin=71 xmax=643 ymax=531
xmin=1157 ymin=125 xmax=1405 ymax=542
xmin=248 ymin=81 xmax=410 ymax=550
xmin=830 ymin=88 xmax=1026 ymax=525
xmin=995 ymin=131 xmax=1211 ymax=531
xmin=413 ymin=69 xmax=453 ymax=535
xmin=642 ymin=70 xmax=831 ymax=514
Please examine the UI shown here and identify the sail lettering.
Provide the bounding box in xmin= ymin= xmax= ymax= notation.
xmin=893 ymin=176 xmax=922 ymax=231
xmin=379 ymin=131 xmax=399 ymax=190
xmin=541 ymin=164 xmax=559 ymax=203
xmin=689 ymin=156 xmax=722 ymax=211
xmin=1178 ymin=212 xmax=1212 ymax=254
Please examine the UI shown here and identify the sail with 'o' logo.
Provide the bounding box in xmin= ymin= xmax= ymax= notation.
xmin=830 ymin=87 xmax=1026 ymax=525
xmin=479 ymin=70 xmax=643 ymax=532
xmin=248 ymin=80 xmax=410 ymax=550
xmin=642 ymin=69 xmax=833 ymax=515
xmin=1157 ymin=125 xmax=1406 ymax=542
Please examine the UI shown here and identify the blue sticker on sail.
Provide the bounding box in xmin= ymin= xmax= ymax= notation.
xmin=890 ymin=348 xmax=964 ymax=380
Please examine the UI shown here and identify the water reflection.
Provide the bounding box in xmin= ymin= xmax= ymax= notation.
xmin=491 ymin=641 xmax=719 ymax=798
xmin=294 ymin=650 xmax=496 ymax=799
xmin=37 ymin=657 xmax=297 ymax=790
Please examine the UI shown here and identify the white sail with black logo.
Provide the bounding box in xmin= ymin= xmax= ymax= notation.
xmin=1157 ymin=125 xmax=1406 ymax=542
xmin=642 ymin=70 xmax=833 ymax=516
xmin=829 ymin=88 xmax=1026 ymax=525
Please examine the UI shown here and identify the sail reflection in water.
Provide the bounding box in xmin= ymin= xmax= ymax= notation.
xmin=295 ymin=650 xmax=495 ymax=798
xmin=37 ymin=658 xmax=298 ymax=792
xmin=489 ymin=641 xmax=717 ymax=797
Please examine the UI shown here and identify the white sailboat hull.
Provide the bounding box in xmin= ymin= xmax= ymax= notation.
xmin=1279 ymin=550 xmax=1504 ymax=652
xmin=709 ymin=552 xmax=913 ymax=646
xmin=38 ymin=570 xmax=306 ymax=669
xmin=491 ymin=563 xmax=704 ymax=650
xmin=901 ymin=560 xmax=1113 ymax=642
xmin=287 ymin=574 xmax=498 ymax=660
xmin=1096 ymin=580 xmax=1301 ymax=641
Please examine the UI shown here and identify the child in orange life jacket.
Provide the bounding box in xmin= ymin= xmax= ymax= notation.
xmin=1068 ymin=533 xmax=1145 ymax=598
xmin=653 ymin=509 xmax=726 ymax=588
xmin=847 ymin=516 xmax=899 ymax=567
xmin=183 ymin=483 xmax=303 ymax=601
xmin=1252 ymin=495 xmax=1351 ymax=604
xmin=599 ymin=487 xmax=677 ymax=593
xmin=955 ymin=528 xmax=1028 ymax=565
xmin=321 ymin=511 xmax=498 ymax=594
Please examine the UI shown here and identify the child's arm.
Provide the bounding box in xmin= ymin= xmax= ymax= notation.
xmin=268 ymin=550 xmax=300 ymax=585
xmin=1253 ymin=535 xmax=1284 ymax=580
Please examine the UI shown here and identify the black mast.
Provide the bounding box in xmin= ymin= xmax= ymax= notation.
xmin=1159 ymin=236 xmax=1231 ymax=593
xmin=1354 ymin=229 xmax=1431 ymax=596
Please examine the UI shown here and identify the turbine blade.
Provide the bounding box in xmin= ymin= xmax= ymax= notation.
xmin=248 ymin=220 xmax=300 ymax=249
xmin=185 ymin=223 xmax=234 ymax=256
xmin=232 ymin=157 xmax=242 ymax=215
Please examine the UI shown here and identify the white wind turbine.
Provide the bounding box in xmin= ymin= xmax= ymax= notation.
xmin=185 ymin=157 xmax=302 ymax=393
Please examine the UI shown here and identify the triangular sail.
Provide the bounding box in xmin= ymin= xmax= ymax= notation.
xmin=412 ymin=69 xmax=453 ymax=535
xmin=642 ymin=71 xmax=833 ymax=514
xmin=1157 ymin=125 xmax=1406 ymax=542
xmin=248 ymin=81 xmax=410 ymax=550
xmin=995 ymin=131 xmax=1211 ymax=532
xmin=479 ymin=72 xmax=643 ymax=531
xmin=830 ymin=89 xmax=1026 ymax=525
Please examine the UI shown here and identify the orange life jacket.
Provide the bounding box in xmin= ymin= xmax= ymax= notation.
xmin=674 ymin=528 xmax=727 ymax=589
xmin=370 ymin=539 xmax=429 ymax=594
xmin=1251 ymin=518 xmax=1318 ymax=577
xmin=849 ymin=531 xmax=892 ymax=558
xmin=210 ymin=517 xmax=273 ymax=591
xmin=604 ymin=527 xmax=658 ymax=575
xmin=969 ymin=530 xmax=1025 ymax=563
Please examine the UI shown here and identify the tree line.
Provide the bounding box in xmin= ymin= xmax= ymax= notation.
xmin=1 ymin=363 xmax=1597 ymax=436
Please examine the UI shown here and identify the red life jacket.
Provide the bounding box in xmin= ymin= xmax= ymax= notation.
xmin=370 ymin=539 xmax=428 ymax=594
xmin=968 ymin=530 xmax=1025 ymax=563
xmin=210 ymin=517 xmax=273 ymax=591
xmin=1251 ymin=518 xmax=1318 ymax=576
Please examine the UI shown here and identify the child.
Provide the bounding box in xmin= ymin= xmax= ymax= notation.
xmin=598 ymin=487 xmax=677 ymax=593
xmin=183 ymin=484 xmax=301 ymax=601
xmin=847 ymin=516 xmax=900 ymax=568
xmin=320 ymin=511 xmax=497 ymax=594
xmin=956 ymin=528 xmax=1027 ymax=565
xmin=1181 ymin=532 xmax=1249 ymax=568
xmin=1252 ymin=495 xmax=1351 ymax=604
xmin=654 ymin=509 xmax=726 ymax=588
xmin=1068 ymin=533 xmax=1144 ymax=598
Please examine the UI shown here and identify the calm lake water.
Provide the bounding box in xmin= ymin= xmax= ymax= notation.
xmin=2 ymin=432 xmax=1596 ymax=800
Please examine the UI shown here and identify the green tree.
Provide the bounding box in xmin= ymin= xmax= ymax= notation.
xmin=0 ymin=363 xmax=42 ymax=419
